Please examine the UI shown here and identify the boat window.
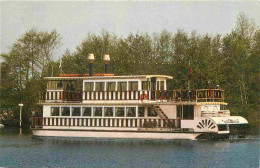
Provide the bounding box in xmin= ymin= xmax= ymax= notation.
xmin=142 ymin=81 xmax=149 ymax=90
xmin=48 ymin=81 xmax=63 ymax=90
xmin=126 ymin=107 xmax=136 ymax=117
xmin=115 ymin=107 xmax=125 ymax=117
xmin=117 ymin=82 xmax=127 ymax=91
xmin=72 ymin=107 xmax=81 ymax=116
xmin=177 ymin=105 xmax=182 ymax=118
xmin=85 ymin=82 xmax=94 ymax=91
xmin=104 ymin=107 xmax=113 ymax=117
xmin=160 ymin=81 xmax=164 ymax=90
xmin=93 ymin=107 xmax=102 ymax=116
xmin=95 ymin=82 xmax=104 ymax=91
xmin=213 ymin=106 xmax=218 ymax=112
xmin=157 ymin=81 xmax=160 ymax=90
xmin=138 ymin=107 xmax=145 ymax=117
xmin=183 ymin=105 xmax=194 ymax=119
xmin=148 ymin=107 xmax=157 ymax=117
xmin=51 ymin=107 xmax=60 ymax=116
xmin=82 ymin=107 xmax=92 ymax=116
xmin=61 ymin=107 xmax=70 ymax=116
xmin=203 ymin=106 xmax=208 ymax=111
xmin=128 ymin=82 xmax=138 ymax=91
xmin=106 ymin=82 xmax=116 ymax=91
xmin=218 ymin=125 xmax=228 ymax=131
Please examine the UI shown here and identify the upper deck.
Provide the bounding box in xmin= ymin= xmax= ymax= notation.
xmin=40 ymin=74 xmax=225 ymax=105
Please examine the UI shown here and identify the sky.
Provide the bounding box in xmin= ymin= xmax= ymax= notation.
xmin=1 ymin=1 xmax=260 ymax=59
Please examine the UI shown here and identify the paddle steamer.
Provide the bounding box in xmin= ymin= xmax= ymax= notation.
xmin=31 ymin=54 xmax=249 ymax=139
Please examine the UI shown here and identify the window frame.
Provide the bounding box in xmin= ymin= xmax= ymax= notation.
xmin=128 ymin=81 xmax=138 ymax=91
xmin=147 ymin=107 xmax=158 ymax=117
xmin=106 ymin=82 xmax=116 ymax=91
xmin=138 ymin=107 xmax=145 ymax=117
xmin=115 ymin=107 xmax=125 ymax=117
xmin=51 ymin=107 xmax=60 ymax=116
xmin=126 ymin=107 xmax=136 ymax=117
xmin=61 ymin=107 xmax=70 ymax=116
xmin=93 ymin=107 xmax=103 ymax=117
xmin=104 ymin=107 xmax=114 ymax=117
xmin=117 ymin=82 xmax=127 ymax=91
xmin=95 ymin=82 xmax=105 ymax=92
xmin=84 ymin=82 xmax=94 ymax=91
xmin=82 ymin=107 xmax=92 ymax=117
xmin=71 ymin=107 xmax=81 ymax=116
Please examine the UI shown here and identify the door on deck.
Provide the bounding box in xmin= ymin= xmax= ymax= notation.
xmin=151 ymin=77 xmax=156 ymax=100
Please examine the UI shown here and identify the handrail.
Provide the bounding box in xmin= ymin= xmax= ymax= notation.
xmin=40 ymin=89 xmax=224 ymax=103
xmin=31 ymin=117 xmax=181 ymax=129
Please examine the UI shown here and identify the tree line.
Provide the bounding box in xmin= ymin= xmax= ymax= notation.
xmin=1 ymin=13 xmax=259 ymax=126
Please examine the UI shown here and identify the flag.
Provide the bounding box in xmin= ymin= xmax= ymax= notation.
xmin=188 ymin=62 xmax=192 ymax=80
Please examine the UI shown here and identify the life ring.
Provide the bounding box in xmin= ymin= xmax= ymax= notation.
xmin=140 ymin=94 xmax=148 ymax=100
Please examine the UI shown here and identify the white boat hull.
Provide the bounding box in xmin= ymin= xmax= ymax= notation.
xmin=32 ymin=129 xmax=201 ymax=140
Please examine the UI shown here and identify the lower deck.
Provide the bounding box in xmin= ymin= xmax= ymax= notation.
xmin=31 ymin=117 xmax=182 ymax=132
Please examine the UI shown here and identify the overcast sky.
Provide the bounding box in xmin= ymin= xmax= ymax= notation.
xmin=1 ymin=1 xmax=260 ymax=59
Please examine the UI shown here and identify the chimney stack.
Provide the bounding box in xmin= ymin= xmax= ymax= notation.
xmin=103 ymin=54 xmax=110 ymax=73
xmin=86 ymin=53 xmax=95 ymax=76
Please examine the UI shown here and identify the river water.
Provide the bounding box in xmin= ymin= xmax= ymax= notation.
xmin=0 ymin=128 xmax=259 ymax=168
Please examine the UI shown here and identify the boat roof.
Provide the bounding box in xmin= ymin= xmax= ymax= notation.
xmin=44 ymin=74 xmax=173 ymax=81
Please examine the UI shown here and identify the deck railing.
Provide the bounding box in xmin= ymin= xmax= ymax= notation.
xmin=31 ymin=117 xmax=181 ymax=129
xmin=40 ymin=89 xmax=224 ymax=103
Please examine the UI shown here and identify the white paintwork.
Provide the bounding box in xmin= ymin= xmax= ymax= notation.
xmin=181 ymin=117 xmax=218 ymax=133
xmin=159 ymin=105 xmax=176 ymax=119
xmin=32 ymin=129 xmax=200 ymax=140
xmin=210 ymin=116 xmax=248 ymax=125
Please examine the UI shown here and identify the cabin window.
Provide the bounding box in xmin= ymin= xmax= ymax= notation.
xmin=106 ymin=82 xmax=116 ymax=91
xmin=148 ymin=107 xmax=157 ymax=117
xmin=117 ymin=82 xmax=127 ymax=91
xmin=138 ymin=107 xmax=145 ymax=117
xmin=213 ymin=106 xmax=218 ymax=112
xmin=142 ymin=81 xmax=149 ymax=90
xmin=48 ymin=81 xmax=63 ymax=90
xmin=85 ymin=82 xmax=94 ymax=91
xmin=51 ymin=107 xmax=60 ymax=116
xmin=115 ymin=107 xmax=125 ymax=117
xmin=104 ymin=107 xmax=113 ymax=117
xmin=126 ymin=107 xmax=136 ymax=117
xmin=72 ymin=107 xmax=81 ymax=116
xmin=157 ymin=81 xmax=160 ymax=90
xmin=160 ymin=81 xmax=164 ymax=90
xmin=128 ymin=82 xmax=138 ymax=91
xmin=95 ymin=82 xmax=104 ymax=91
xmin=93 ymin=107 xmax=102 ymax=116
xmin=203 ymin=106 xmax=208 ymax=111
xmin=61 ymin=107 xmax=70 ymax=116
xmin=218 ymin=125 xmax=228 ymax=131
xmin=82 ymin=107 xmax=92 ymax=116
xmin=177 ymin=105 xmax=182 ymax=118
xmin=178 ymin=105 xmax=194 ymax=119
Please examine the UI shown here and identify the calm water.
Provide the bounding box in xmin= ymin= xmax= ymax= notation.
xmin=0 ymin=128 xmax=259 ymax=168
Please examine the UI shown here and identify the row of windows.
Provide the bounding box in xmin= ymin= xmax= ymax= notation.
xmin=85 ymin=81 xmax=138 ymax=92
xmin=84 ymin=81 xmax=165 ymax=92
xmin=51 ymin=107 xmax=158 ymax=117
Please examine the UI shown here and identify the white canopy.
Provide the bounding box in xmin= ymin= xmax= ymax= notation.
xmin=210 ymin=116 xmax=248 ymax=125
